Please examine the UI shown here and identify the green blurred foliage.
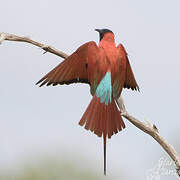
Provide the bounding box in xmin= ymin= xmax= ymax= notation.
xmin=0 ymin=158 xmax=106 ymax=180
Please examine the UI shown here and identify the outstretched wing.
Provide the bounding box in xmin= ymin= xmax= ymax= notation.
xmin=36 ymin=41 xmax=99 ymax=87
xmin=117 ymin=43 xmax=139 ymax=91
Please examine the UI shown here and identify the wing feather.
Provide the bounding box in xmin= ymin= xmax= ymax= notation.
xmin=117 ymin=44 xmax=139 ymax=91
xmin=36 ymin=41 xmax=99 ymax=87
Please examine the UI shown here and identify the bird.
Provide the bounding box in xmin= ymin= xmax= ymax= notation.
xmin=36 ymin=29 xmax=139 ymax=175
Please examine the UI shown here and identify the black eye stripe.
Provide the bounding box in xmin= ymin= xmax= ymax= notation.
xmin=98 ymin=29 xmax=113 ymax=41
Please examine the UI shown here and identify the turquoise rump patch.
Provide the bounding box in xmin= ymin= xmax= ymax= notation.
xmin=96 ymin=72 xmax=112 ymax=105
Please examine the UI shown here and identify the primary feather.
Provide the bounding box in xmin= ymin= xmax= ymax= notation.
xmin=36 ymin=29 xmax=139 ymax=175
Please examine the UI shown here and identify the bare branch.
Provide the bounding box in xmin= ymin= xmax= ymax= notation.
xmin=1 ymin=32 xmax=180 ymax=177
xmin=0 ymin=32 xmax=69 ymax=59
xmin=117 ymin=97 xmax=180 ymax=177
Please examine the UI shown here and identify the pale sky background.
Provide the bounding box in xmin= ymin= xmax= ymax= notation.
xmin=0 ymin=0 xmax=180 ymax=179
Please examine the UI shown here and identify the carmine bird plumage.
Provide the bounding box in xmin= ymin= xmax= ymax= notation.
xmin=36 ymin=29 xmax=139 ymax=175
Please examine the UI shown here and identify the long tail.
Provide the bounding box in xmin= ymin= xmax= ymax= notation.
xmin=103 ymin=133 xmax=106 ymax=175
xmin=79 ymin=95 xmax=125 ymax=175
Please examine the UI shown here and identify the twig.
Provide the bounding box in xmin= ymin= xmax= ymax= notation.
xmin=117 ymin=97 xmax=180 ymax=176
xmin=1 ymin=32 xmax=180 ymax=176
xmin=0 ymin=32 xmax=68 ymax=59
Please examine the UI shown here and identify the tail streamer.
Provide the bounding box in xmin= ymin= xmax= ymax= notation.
xmin=103 ymin=133 xmax=106 ymax=175
xmin=79 ymin=95 xmax=125 ymax=175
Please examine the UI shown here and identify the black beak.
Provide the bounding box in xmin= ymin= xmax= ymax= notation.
xmin=95 ymin=29 xmax=101 ymax=33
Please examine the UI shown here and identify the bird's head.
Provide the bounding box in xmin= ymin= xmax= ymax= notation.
xmin=95 ymin=28 xmax=113 ymax=42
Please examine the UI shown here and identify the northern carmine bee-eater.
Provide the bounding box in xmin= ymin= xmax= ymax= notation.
xmin=36 ymin=29 xmax=139 ymax=175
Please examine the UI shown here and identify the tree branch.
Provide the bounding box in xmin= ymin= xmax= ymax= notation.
xmin=0 ymin=32 xmax=69 ymax=59
xmin=117 ymin=97 xmax=180 ymax=176
xmin=1 ymin=32 xmax=180 ymax=177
